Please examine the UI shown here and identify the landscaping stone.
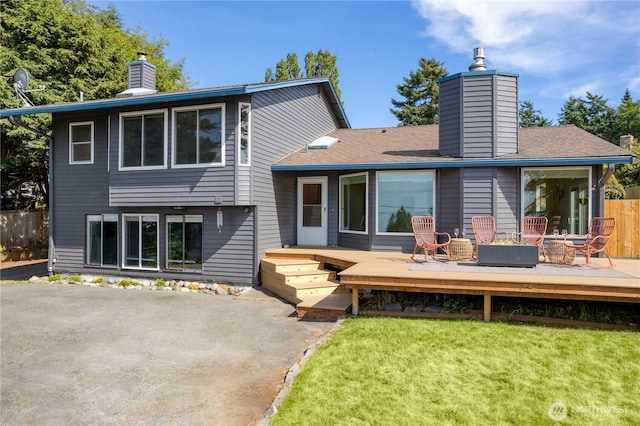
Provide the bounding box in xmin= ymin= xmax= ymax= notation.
xmin=424 ymin=305 xmax=443 ymax=313
xmin=404 ymin=306 xmax=422 ymax=312
xmin=384 ymin=303 xmax=403 ymax=311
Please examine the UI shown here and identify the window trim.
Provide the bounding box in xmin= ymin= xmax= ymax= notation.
xmin=238 ymin=102 xmax=251 ymax=166
xmin=69 ymin=121 xmax=94 ymax=164
xmin=171 ymin=103 xmax=226 ymax=168
xmin=85 ymin=214 xmax=118 ymax=267
xmin=375 ymin=170 xmax=436 ymax=236
xmin=121 ymin=213 xmax=160 ymax=271
xmin=165 ymin=214 xmax=203 ymax=273
xmin=520 ymin=166 xmax=592 ymax=235
xmin=118 ymin=109 xmax=168 ymax=171
xmin=339 ymin=172 xmax=368 ymax=235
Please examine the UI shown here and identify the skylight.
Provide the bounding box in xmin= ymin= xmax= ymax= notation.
xmin=308 ymin=136 xmax=339 ymax=149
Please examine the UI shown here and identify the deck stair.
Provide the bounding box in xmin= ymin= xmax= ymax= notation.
xmin=260 ymin=257 xmax=351 ymax=319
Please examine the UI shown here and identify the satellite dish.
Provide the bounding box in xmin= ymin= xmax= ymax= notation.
xmin=13 ymin=69 xmax=29 ymax=90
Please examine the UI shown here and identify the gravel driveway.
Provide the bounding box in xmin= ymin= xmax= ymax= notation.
xmin=1 ymin=283 xmax=336 ymax=425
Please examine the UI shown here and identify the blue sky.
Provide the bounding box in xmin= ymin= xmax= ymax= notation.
xmin=88 ymin=0 xmax=640 ymax=129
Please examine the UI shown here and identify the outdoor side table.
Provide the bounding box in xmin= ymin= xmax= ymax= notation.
xmin=449 ymin=238 xmax=473 ymax=261
xmin=547 ymin=240 xmax=576 ymax=264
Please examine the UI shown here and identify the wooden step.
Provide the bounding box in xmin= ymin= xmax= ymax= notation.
xmin=297 ymin=292 xmax=353 ymax=319
xmin=260 ymin=258 xmax=324 ymax=273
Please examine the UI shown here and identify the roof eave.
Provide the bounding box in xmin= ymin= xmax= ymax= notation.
xmin=271 ymin=156 xmax=636 ymax=172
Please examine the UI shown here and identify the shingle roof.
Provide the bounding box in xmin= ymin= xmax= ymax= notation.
xmin=273 ymin=124 xmax=635 ymax=170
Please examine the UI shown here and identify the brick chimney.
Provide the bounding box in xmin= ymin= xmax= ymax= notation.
xmin=117 ymin=52 xmax=157 ymax=98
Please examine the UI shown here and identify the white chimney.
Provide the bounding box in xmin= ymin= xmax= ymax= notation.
xmin=620 ymin=134 xmax=634 ymax=150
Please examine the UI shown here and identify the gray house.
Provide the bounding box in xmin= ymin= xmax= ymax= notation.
xmin=1 ymin=50 xmax=635 ymax=284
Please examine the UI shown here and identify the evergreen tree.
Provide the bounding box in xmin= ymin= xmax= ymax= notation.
xmin=390 ymin=58 xmax=448 ymax=126
xmin=558 ymin=93 xmax=617 ymax=143
xmin=265 ymin=49 xmax=342 ymax=105
xmin=519 ymin=100 xmax=551 ymax=127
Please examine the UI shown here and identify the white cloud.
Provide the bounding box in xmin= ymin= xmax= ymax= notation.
xmin=411 ymin=0 xmax=640 ymax=77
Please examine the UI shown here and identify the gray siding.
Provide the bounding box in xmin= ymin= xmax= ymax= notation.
xmin=462 ymin=168 xmax=493 ymax=244
xmin=495 ymin=167 xmax=518 ymax=234
xmin=495 ymin=75 xmax=518 ymax=156
xmin=438 ymin=78 xmax=462 ymax=157
xmin=109 ymin=99 xmax=238 ymax=206
xmin=438 ymin=168 xmax=462 ymax=236
xmin=440 ymin=73 xmax=519 ymax=159
xmin=252 ymin=84 xmax=340 ymax=259
xmin=462 ymin=75 xmax=494 ymax=158
xmin=52 ymin=112 xmax=115 ymax=271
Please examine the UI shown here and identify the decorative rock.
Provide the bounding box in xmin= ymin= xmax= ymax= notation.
xmin=162 ymin=287 xmax=173 ymax=291
xmin=424 ymin=305 xmax=443 ymax=313
xmin=404 ymin=306 xmax=422 ymax=312
xmin=108 ymin=278 xmax=117 ymax=284
xmin=229 ymin=286 xmax=247 ymax=296
xmin=180 ymin=288 xmax=191 ymax=293
xmin=384 ymin=303 xmax=403 ymax=311
xmin=28 ymin=275 xmax=40 ymax=283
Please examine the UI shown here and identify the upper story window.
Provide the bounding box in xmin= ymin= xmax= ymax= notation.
xmin=238 ymin=103 xmax=251 ymax=166
xmin=69 ymin=122 xmax=94 ymax=164
xmin=119 ymin=110 xmax=167 ymax=170
xmin=173 ymin=104 xmax=225 ymax=167
xmin=376 ymin=170 xmax=435 ymax=234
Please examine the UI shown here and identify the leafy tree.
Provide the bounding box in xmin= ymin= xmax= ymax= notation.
xmin=390 ymin=58 xmax=448 ymax=126
xmin=265 ymin=49 xmax=342 ymax=104
xmin=558 ymin=93 xmax=617 ymax=143
xmin=519 ymin=100 xmax=551 ymax=127
xmin=614 ymin=138 xmax=640 ymax=188
xmin=0 ymin=0 xmax=189 ymax=210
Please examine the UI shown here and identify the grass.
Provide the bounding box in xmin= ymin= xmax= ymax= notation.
xmin=271 ymin=318 xmax=640 ymax=426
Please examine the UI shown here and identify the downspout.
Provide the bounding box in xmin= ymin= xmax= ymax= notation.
xmin=8 ymin=115 xmax=55 ymax=274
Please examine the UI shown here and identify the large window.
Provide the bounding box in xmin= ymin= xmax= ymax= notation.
xmin=173 ymin=104 xmax=224 ymax=166
xmin=69 ymin=122 xmax=94 ymax=164
xmin=340 ymin=173 xmax=367 ymax=233
xmin=238 ymin=102 xmax=251 ymax=166
xmin=123 ymin=214 xmax=158 ymax=270
xmin=86 ymin=214 xmax=117 ymax=267
xmin=119 ymin=110 xmax=166 ymax=169
xmin=166 ymin=215 xmax=203 ymax=272
xmin=377 ymin=171 xmax=435 ymax=234
xmin=522 ymin=168 xmax=591 ymax=235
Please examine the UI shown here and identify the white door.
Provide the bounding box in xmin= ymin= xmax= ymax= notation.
xmin=297 ymin=177 xmax=328 ymax=246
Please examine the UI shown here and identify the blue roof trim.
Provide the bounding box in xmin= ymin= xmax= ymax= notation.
xmin=272 ymin=156 xmax=636 ymax=172
xmin=129 ymin=59 xmax=156 ymax=69
xmin=439 ymin=70 xmax=519 ymax=83
xmin=0 ymin=77 xmax=350 ymax=127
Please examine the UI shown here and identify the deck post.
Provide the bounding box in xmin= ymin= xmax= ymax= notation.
xmin=351 ymin=289 xmax=359 ymax=315
xmin=483 ymin=294 xmax=491 ymax=322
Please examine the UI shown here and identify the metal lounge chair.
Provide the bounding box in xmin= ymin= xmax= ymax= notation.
xmin=411 ymin=216 xmax=451 ymax=263
xmin=471 ymin=215 xmax=510 ymax=259
xmin=512 ymin=216 xmax=548 ymax=261
xmin=563 ymin=217 xmax=616 ymax=268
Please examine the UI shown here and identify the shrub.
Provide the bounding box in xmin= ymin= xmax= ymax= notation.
xmin=119 ymin=279 xmax=133 ymax=287
xmin=68 ymin=275 xmax=82 ymax=282
xmin=188 ymin=283 xmax=200 ymax=291
xmin=155 ymin=278 xmax=166 ymax=287
xmin=49 ymin=274 xmax=63 ymax=282
xmin=93 ymin=277 xmax=104 ymax=284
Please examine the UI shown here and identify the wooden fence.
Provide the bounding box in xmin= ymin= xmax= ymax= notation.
xmin=0 ymin=209 xmax=48 ymax=248
xmin=604 ymin=199 xmax=640 ymax=258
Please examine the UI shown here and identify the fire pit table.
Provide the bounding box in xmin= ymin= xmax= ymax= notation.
xmin=476 ymin=243 xmax=539 ymax=268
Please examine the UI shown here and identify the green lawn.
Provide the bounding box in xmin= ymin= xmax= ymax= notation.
xmin=271 ymin=318 xmax=640 ymax=426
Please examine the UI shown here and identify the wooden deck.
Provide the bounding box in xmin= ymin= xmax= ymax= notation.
xmin=265 ymin=247 xmax=640 ymax=322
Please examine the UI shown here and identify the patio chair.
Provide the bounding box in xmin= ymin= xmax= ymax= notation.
xmin=471 ymin=215 xmax=510 ymax=259
xmin=411 ymin=216 xmax=451 ymax=263
xmin=512 ymin=216 xmax=548 ymax=261
xmin=563 ymin=217 xmax=616 ymax=268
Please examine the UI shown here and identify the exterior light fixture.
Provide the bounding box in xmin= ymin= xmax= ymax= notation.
xmin=217 ymin=207 xmax=223 ymax=233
